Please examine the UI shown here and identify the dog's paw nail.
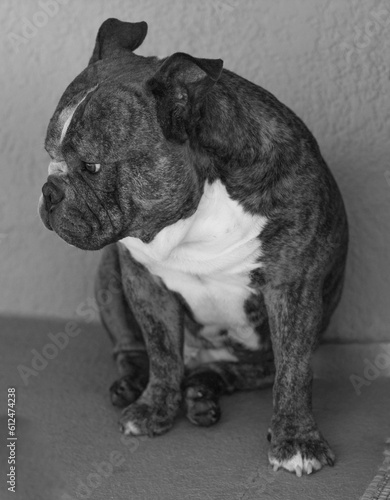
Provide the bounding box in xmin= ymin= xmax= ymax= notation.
xmin=273 ymin=464 xmax=279 ymax=472
xmin=269 ymin=435 xmax=334 ymax=476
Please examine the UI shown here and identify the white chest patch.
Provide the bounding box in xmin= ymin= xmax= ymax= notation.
xmin=120 ymin=180 xmax=268 ymax=356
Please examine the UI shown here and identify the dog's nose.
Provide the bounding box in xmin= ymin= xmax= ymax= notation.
xmin=42 ymin=176 xmax=65 ymax=210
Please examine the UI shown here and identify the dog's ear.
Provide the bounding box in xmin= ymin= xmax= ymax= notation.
xmin=147 ymin=52 xmax=223 ymax=142
xmin=89 ymin=18 xmax=148 ymax=65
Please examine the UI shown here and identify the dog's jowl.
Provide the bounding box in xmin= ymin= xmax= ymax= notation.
xmin=39 ymin=19 xmax=348 ymax=476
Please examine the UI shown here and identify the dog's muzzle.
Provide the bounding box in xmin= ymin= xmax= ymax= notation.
xmin=42 ymin=175 xmax=65 ymax=212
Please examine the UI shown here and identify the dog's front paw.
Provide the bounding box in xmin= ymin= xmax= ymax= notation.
xmin=268 ymin=430 xmax=335 ymax=476
xmin=119 ymin=390 xmax=181 ymax=437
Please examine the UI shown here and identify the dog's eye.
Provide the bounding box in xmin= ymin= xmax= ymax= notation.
xmin=84 ymin=162 xmax=101 ymax=174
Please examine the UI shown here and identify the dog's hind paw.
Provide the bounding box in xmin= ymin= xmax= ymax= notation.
xmin=184 ymin=385 xmax=221 ymax=427
xmin=110 ymin=375 xmax=144 ymax=408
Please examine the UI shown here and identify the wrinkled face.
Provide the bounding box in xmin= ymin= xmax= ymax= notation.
xmin=38 ymin=58 xmax=201 ymax=249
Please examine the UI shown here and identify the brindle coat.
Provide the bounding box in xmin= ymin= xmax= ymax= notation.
xmin=39 ymin=19 xmax=348 ymax=475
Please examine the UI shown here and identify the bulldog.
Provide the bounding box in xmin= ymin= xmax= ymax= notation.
xmin=39 ymin=18 xmax=348 ymax=476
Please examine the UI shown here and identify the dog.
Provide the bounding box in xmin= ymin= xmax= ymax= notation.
xmin=39 ymin=18 xmax=348 ymax=476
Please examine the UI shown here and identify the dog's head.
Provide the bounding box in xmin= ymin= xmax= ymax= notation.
xmin=39 ymin=18 xmax=223 ymax=249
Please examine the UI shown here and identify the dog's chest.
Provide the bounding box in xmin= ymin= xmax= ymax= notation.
xmin=120 ymin=181 xmax=268 ymax=352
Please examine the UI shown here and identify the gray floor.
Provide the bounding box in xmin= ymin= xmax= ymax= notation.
xmin=1 ymin=316 xmax=389 ymax=500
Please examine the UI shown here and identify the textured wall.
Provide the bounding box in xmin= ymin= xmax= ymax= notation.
xmin=1 ymin=0 xmax=389 ymax=341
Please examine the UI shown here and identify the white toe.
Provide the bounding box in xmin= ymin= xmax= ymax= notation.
xmin=123 ymin=420 xmax=142 ymax=436
xmin=269 ymin=452 xmax=323 ymax=476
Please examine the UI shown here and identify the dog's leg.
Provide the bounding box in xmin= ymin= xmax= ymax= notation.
xmin=95 ymin=244 xmax=149 ymax=408
xmin=264 ymin=280 xmax=335 ymax=476
xmin=117 ymin=244 xmax=184 ymax=437
xmin=184 ymin=360 xmax=275 ymax=426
